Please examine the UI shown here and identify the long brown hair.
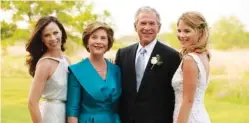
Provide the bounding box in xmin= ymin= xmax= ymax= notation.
xmin=26 ymin=16 xmax=67 ymax=77
xmin=177 ymin=11 xmax=210 ymax=60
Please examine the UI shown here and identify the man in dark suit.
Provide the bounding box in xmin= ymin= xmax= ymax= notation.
xmin=115 ymin=6 xmax=181 ymax=123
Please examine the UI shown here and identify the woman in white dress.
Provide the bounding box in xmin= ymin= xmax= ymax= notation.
xmin=26 ymin=16 xmax=70 ymax=123
xmin=172 ymin=12 xmax=211 ymax=123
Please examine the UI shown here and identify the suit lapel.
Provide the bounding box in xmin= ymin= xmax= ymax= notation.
xmin=130 ymin=43 xmax=139 ymax=94
xmin=144 ymin=41 xmax=161 ymax=74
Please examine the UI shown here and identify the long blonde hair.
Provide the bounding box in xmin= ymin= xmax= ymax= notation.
xmin=177 ymin=11 xmax=210 ymax=60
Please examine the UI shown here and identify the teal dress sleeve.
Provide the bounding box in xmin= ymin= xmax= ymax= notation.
xmin=66 ymin=68 xmax=82 ymax=117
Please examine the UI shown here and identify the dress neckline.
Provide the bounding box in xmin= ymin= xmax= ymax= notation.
xmin=86 ymin=58 xmax=109 ymax=82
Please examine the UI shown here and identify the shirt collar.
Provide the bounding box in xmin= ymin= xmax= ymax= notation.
xmin=137 ymin=39 xmax=157 ymax=55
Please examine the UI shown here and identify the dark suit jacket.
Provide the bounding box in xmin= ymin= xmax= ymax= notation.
xmin=115 ymin=41 xmax=181 ymax=123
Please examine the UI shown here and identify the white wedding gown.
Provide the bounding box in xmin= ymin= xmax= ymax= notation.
xmin=172 ymin=53 xmax=211 ymax=123
xmin=38 ymin=56 xmax=69 ymax=123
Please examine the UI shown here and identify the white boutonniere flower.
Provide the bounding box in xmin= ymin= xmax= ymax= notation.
xmin=150 ymin=54 xmax=163 ymax=69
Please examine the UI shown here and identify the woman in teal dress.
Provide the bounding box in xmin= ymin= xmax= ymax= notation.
xmin=66 ymin=22 xmax=121 ymax=123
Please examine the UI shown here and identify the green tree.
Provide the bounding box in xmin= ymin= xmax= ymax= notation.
xmin=1 ymin=1 xmax=111 ymax=54
xmin=1 ymin=21 xmax=17 ymax=55
xmin=210 ymin=16 xmax=249 ymax=50
xmin=163 ymin=23 xmax=180 ymax=49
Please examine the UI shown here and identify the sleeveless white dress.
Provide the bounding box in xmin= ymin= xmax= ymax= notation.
xmin=172 ymin=53 xmax=211 ymax=123
xmin=38 ymin=56 xmax=69 ymax=123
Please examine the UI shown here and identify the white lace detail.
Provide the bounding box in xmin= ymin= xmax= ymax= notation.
xmin=172 ymin=53 xmax=211 ymax=123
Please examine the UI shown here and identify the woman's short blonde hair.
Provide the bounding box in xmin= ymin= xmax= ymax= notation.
xmin=177 ymin=11 xmax=210 ymax=60
xmin=82 ymin=21 xmax=114 ymax=52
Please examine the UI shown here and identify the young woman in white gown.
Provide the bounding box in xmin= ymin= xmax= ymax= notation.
xmin=26 ymin=16 xmax=70 ymax=123
xmin=172 ymin=12 xmax=211 ymax=123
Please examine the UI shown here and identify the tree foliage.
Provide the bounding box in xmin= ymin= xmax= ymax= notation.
xmin=162 ymin=23 xmax=180 ymax=49
xmin=1 ymin=21 xmax=17 ymax=40
xmin=210 ymin=16 xmax=249 ymax=50
xmin=161 ymin=16 xmax=249 ymax=50
xmin=1 ymin=1 xmax=112 ymax=54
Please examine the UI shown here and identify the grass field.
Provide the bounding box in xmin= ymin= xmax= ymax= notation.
xmin=1 ymin=47 xmax=249 ymax=123
xmin=2 ymin=77 xmax=31 ymax=123
xmin=2 ymin=77 xmax=249 ymax=123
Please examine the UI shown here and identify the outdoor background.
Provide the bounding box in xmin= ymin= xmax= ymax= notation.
xmin=1 ymin=0 xmax=249 ymax=123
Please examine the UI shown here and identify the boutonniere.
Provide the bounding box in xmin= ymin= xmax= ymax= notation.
xmin=150 ymin=54 xmax=163 ymax=69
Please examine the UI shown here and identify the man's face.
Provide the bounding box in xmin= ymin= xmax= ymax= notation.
xmin=135 ymin=11 xmax=160 ymax=46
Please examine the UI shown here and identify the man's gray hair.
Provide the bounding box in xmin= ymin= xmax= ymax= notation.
xmin=134 ymin=6 xmax=161 ymax=25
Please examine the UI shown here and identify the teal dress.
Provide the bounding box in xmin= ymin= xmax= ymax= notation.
xmin=66 ymin=58 xmax=121 ymax=123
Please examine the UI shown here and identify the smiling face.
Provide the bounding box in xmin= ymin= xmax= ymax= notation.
xmin=135 ymin=11 xmax=160 ymax=46
xmin=177 ymin=20 xmax=200 ymax=49
xmin=42 ymin=22 xmax=62 ymax=51
xmin=87 ymin=29 xmax=109 ymax=56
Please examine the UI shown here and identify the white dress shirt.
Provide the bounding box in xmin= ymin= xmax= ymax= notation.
xmin=135 ymin=39 xmax=157 ymax=70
